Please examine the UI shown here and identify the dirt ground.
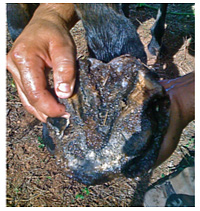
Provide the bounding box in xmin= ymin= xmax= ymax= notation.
xmin=6 ymin=4 xmax=195 ymax=207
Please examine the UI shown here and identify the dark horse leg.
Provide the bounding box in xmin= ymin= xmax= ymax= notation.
xmin=148 ymin=3 xmax=168 ymax=56
xmin=6 ymin=3 xmax=39 ymax=41
xmin=75 ymin=3 xmax=147 ymax=63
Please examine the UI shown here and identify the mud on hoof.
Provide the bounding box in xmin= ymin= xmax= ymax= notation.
xmin=43 ymin=55 xmax=170 ymax=185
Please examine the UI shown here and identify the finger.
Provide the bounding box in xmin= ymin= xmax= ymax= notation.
xmin=50 ymin=40 xmax=76 ymax=99
xmin=7 ymin=58 xmax=47 ymax=122
xmin=12 ymin=51 xmax=68 ymax=118
xmin=153 ymin=100 xmax=183 ymax=168
xmin=15 ymin=82 xmax=48 ymax=122
xmin=153 ymin=128 xmax=181 ymax=168
xmin=7 ymin=54 xmax=22 ymax=82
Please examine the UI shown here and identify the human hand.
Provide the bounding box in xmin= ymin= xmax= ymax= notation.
xmin=154 ymin=72 xmax=194 ymax=167
xmin=7 ymin=3 xmax=79 ymax=122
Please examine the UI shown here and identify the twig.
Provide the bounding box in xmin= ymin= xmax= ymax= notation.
xmin=135 ymin=18 xmax=143 ymax=26
xmin=103 ymin=111 xmax=108 ymax=126
xmin=103 ymin=75 xmax=109 ymax=86
xmin=7 ymin=101 xmax=22 ymax=104
xmin=178 ymin=145 xmax=191 ymax=165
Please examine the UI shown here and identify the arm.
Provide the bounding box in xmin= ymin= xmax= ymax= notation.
xmin=7 ymin=3 xmax=79 ymax=122
xmin=154 ymin=72 xmax=194 ymax=167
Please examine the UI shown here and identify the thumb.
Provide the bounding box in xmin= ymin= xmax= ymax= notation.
xmin=51 ymin=44 xmax=76 ymax=99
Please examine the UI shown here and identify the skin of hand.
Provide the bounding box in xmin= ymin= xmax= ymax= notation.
xmin=7 ymin=3 xmax=79 ymax=122
xmin=154 ymin=72 xmax=194 ymax=167
xmin=7 ymin=4 xmax=195 ymax=166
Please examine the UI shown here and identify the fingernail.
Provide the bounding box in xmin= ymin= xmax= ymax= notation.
xmin=57 ymin=83 xmax=72 ymax=98
xmin=61 ymin=113 xmax=70 ymax=119
xmin=58 ymin=83 xmax=71 ymax=93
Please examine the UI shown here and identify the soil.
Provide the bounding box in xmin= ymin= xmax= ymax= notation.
xmin=6 ymin=4 xmax=195 ymax=207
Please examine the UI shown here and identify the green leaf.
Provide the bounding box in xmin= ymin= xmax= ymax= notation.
xmin=137 ymin=3 xmax=145 ymax=8
xmin=11 ymin=80 xmax=16 ymax=88
xmin=14 ymin=188 xmax=19 ymax=193
xmin=38 ymin=144 xmax=45 ymax=149
xmin=37 ymin=137 xmax=45 ymax=148
xmin=75 ymin=194 xmax=84 ymax=199
xmin=38 ymin=136 xmax=44 ymax=144
xmin=190 ymin=137 xmax=195 ymax=142
xmin=82 ymin=187 xmax=90 ymax=195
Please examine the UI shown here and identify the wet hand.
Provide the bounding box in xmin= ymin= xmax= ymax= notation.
xmin=154 ymin=72 xmax=194 ymax=167
xmin=7 ymin=4 xmax=78 ymax=122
